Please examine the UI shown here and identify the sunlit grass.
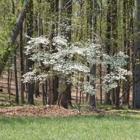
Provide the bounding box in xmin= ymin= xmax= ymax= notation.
xmin=0 ymin=115 xmax=140 ymax=140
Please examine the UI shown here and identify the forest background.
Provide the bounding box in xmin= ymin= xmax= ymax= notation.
xmin=0 ymin=0 xmax=140 ymax=110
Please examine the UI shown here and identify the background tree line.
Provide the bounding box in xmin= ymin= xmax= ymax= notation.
xmin=0 ymin=0 xmax=140 ymax=109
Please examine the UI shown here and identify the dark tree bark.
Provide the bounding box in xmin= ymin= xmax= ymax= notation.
xmin=14 ymin=48 xmax=19 ymax=104
xmin=133 ymin=0 xmax=140 ymax=109
xmin=104 ymin=0 xmax=118 ymax=105
xmin=8 ymin=66 xmax=11 ymax=99
xmin=48 ymin=77 xmax=54 ymax=105
xmin=104 ymin=0 xmax=112 ymax=104
xmin=111 ymin=0 xmax=119 ymax=107
xmin=87 ymin=0 xmax=98 ymax=108
xmin=89 ymin=65 xmax=96 ymax=108
xmin=58 ymin=0 xmax=72 ymax=109
xmin=99 ymin=0 xmax=103 ymax=104
xmin=26 ymin=0 xmax=34 ymax=105
xmin=19 ymin=23 xmax=25 ymax=103
xmin=37 ymin=0 xmax=47 ymax=105
xmin=11 ymin=0 xmax=19 ymax=104
xmin=122 ymin=0 xmax=128 ymax=104
xmin=47 ymin=0 xmax=59 ymax=105
xmin=122 ymin=0 xmax=133 ymax=106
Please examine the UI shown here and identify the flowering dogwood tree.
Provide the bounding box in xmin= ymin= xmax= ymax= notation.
xmin=22 ymin=35 xmax=131 ymax=95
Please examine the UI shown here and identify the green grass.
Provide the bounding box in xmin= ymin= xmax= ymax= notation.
xmin=0 ymin=115 xmax=140 ymax=140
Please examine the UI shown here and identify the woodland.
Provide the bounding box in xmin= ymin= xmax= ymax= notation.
xmin=0 ymin=0 xmax=140 ymax=114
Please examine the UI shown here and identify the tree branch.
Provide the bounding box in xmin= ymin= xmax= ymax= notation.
xmin=0 ymin=0 xmax=30 ymax=75
xmin=115 ymin=78 xmax=140 ymax=107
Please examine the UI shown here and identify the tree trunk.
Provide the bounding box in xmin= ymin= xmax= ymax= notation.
xmin=104 ymin=0 xmax=117 ymax=105
xmin=12 ymin=0 xmax=19 ymax=104
xmin=48 ymin=77 xmax=54 ymax=105
xmin=122 ymin=0 xmax=131 ymax=105
xmin=58 ymin=0 xmax=72 ymax=108
xmin=87 ymin=0 xmax=97 ymax=108
xmin=27 ymin=0 xmax=34 ymax=105
xmin=99 ymin=0 xmax=103 ymax=104
xmin=19 ymin=23 xmax=25 ymax=104
xmin=47 ymin=0 xmax=59 ymax=105
xmin=89 ymin=64 xmax=96 ymax=108
xmin=111 ymin=0 xmax=119 ymax=107
xmin=14 ymin=48 xmax=19 ymax=104
xmin=104 ymin=0 xmax=112 ymax=104
xmin=133 ymin=0 xmax=140 ymax=109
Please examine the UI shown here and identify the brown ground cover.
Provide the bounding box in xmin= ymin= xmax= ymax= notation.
xmin=0 ymin=105 xmax=109 ymax=117
xmin=0 ymin=105 xmax=77 ymax=117
xmin=1 ymin=105 xmax=140 ymax=117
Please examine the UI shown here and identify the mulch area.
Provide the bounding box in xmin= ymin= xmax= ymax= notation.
xmin=0 ymin=105 xmax=109 ymax=117
xmin=0 ymin=105 xmax=77 ymax=117
xmin=0 ymin=105 xmax=123 ymax=117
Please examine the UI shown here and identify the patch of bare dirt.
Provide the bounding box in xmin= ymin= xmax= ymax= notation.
xmin=0 ymin=105 xmax=77 ymax=117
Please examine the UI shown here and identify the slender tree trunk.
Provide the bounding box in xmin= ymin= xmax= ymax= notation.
xmin=37 ymin=0 xmax=47 ymax=105
xmin=14 ymin=48 xmax=19 ymax=104
xmin=12 ymin=0 xmax=19 ymax=104
xmin=19 ymin=23 xmax=25 ymax=103
xmin=104 ymin=0 xmax=115 ymax=105
xmin=122 ymin=0 xmax=127 ymax=104
xmin=122 ymin=0 xmax=131 ymax=105
xmin=8 ymin=67 xmax=11 ymax=100
xmin=130 ymin=0 xmax=134 ymax=108
xmin=47 ymin=0 xmax=59 ymax=105
xmin=87 ymin=0 xmax=97 ymax=108
xmin=111 ymin=0 xmax=119 ymax=107
xmin=27 ymin=0 xmax=34 ymax=105
xmin=99 ymin=0 xmax=103 ymax=104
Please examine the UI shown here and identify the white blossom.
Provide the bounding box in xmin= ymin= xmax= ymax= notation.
xmin=22 ymin=35 xmax=132 ymax=94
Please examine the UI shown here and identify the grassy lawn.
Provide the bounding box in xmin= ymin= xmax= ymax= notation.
xmin=0 ymin=114 xmax=140 ymax=140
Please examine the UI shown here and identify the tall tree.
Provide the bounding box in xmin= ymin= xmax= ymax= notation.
xmin=104 ymin=0 xmax=112 ymax=104
xmin=111 ymin=0 xmax=119 ymax=106
xmin=99 ymin=0 xmax=103 ymax=104
xmin=26 ymin=0 xmax=34 ymax=104
xmin=47 ymin=0 xmax=59 ymax=105
xmin=122 ymin=0 xmax=133 ymax=105
xmin=86 ymin=0 xmax=98 ymax=108
xmin=19 ymin=22 xmax=25 ymax=103
xmin=133 ymin=0 xmax=140 ymax=109
xmin=58 ymin=0 xmax=72 ymax=108
xmin=38 ymin=0 xmax=47 ymax=105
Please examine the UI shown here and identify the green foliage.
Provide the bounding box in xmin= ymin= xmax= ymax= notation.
xmin=20 ymin=0 xmax=24 ymax=4
xmin=0 ymin=1 xmax=16 ymax=54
